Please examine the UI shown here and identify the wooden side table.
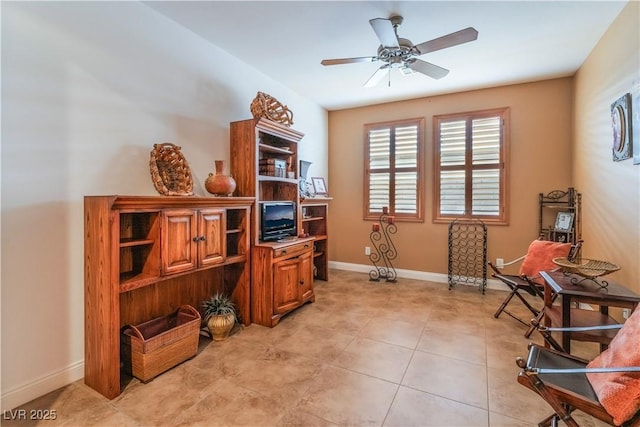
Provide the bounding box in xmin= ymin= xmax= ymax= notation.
xmin=540 ymin=270 xmax=640 ymax=353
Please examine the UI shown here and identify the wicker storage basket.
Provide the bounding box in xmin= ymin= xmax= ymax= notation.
xmin=250 ymin=92 xmax=294 ymax=126
xmin=121 ymin=305 xmax=200 ymax=382
xmin=149 ymin=143 xmax=194 ymax=196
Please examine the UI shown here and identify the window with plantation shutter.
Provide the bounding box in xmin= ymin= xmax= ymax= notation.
xmin=434 ymin=108 xmax=509 ymax=224
xmin=364 ymin=118 xmax=424 ymax=221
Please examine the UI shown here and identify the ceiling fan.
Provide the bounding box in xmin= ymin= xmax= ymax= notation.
xmin=321 ymin=16 xmax=478 ymax=87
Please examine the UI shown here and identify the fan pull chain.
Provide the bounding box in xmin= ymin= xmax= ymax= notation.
xmin=388 ymin=68 xmax=391 ymax=87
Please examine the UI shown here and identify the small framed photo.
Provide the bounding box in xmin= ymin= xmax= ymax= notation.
xmin=554 ymin=212 xmax=574 ymax=232
xmin=311 ymin=177 xmax=328 ymax=195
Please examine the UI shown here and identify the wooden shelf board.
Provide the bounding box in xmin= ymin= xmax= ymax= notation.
xmin=119 ymin=273 xmax=160 ymax=293
xmin=224 ymin=254 xmax=247 ymax=265
xmin=258 ymin=175 xmax=297 ymax=184
xmin=258 ymin=143 xmax=293 ymax=155
xmin=302 ymin=216 xmax=325 ymax=222
xmin=119 ymin=238 xmax=155 ymax=248
xmin=301 ymin=198 xmax=332 ymax=205
xmin=119 ymin=255 xmax=248 ymax=293
xmin=108 ymin=195 xmax=255 ymax=210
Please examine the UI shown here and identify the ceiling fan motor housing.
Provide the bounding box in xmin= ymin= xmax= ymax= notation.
xmin=377 ymin=38 xmax=416 ymax=67
xmin=389 ymin=15 xmax=404 ymax=27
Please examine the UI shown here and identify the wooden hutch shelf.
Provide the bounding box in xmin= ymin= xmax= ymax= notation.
xmin=84 ymin=195 xmax=253 ymax=399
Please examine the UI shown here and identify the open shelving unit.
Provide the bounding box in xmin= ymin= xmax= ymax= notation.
xmin=301 ymin=199 xmax=331 ymax=281
xmin=539 ymin=188 xmax=582 ymax=244
xmin=84 ymin=195 xmax=253 ymax=399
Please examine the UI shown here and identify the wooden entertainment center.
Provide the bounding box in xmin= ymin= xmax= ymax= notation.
xmin=85 ymin=118 xmax=329 ymax=398
xmin=230 ymin=118 xmax=328 ymax=327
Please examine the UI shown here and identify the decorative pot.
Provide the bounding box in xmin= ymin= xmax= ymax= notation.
xmin=206 ymin=313 xmax=235 ymax=341
xmin=205 ymin=160 xmax=237 ymax=196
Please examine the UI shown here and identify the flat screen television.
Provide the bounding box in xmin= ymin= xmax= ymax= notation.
xmin=260 ymin=201 xmax=297 ymax=241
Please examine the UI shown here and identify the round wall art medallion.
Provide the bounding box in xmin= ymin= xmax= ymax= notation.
xmin=611 ymin=93 xmax=632 ymax=162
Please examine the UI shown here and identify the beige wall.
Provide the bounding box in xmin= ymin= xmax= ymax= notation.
xmin=329 ymin=78 xmax=574 ymax=274
xmin=1 ymin=2 xmax=328 ymax=410
xmin=573 ymin=1 xmax=640 ymax=292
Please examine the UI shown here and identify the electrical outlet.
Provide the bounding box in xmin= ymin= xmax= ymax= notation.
xmin=623 ymin=308 xmax=631 ymax=319
xmin=496 ymin=258 xmax=504 ymax=269
xmin=365 ymin=246 xmax=371 ymax=256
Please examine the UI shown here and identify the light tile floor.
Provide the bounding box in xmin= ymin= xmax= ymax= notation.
xmin=4 ymin=269 xmax=609 ymax=426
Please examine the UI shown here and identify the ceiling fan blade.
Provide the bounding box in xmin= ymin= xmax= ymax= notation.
xmin=407 ymin=59 xmax=449 ymax=79
xmin=369 ymin=18 xmax=399 ymax=48
xmin=414 ymin=27 xmax=478 ymax=55
xmin=364 ymin=64 xmax=391 ymax=88
xmin=321 ymin=57 xmax=378 ymax=66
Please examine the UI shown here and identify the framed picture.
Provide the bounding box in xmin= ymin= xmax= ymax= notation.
xmin=311 ymin=177 xmax=328 ymax=195
xmin=554 ymin=212 xmax=574 ymax=232
xmin=611 ymin=93 xmax=632 ymax=161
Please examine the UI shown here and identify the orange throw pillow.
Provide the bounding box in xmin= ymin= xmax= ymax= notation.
xmin=518 ymin=240 xmax=572 ymax=284
xmin=587 ymin=306 xmax=640 ymax=426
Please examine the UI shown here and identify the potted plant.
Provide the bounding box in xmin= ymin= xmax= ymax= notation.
xmin=202 ymin=293 xmax=237 ymax=341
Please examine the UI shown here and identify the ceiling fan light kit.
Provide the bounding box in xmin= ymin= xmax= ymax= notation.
xmin=321 ymin=15 xmax=478 ymax=87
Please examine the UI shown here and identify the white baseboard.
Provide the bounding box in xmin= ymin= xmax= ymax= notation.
xmin=1 ymin=360 xmax=84 ymax=411
xmin=328 ymin=261 xmax=505 ymax=291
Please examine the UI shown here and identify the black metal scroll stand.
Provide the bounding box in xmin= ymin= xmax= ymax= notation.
xmin=568 ymin=274 xmax=610 ymax=289
xmin=369 ymin=209 xmax=398 ymax=283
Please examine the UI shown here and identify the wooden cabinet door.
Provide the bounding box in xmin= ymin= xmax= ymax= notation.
xmin=299 ymin=250 xmax=314 ymax=300
xmin=198 ymin=209 xmax=225 ymax=267
xmin=161 ymin=209 xmax=197 ymax=274
xmin=273 ymin=257 xmax=301 ymax=314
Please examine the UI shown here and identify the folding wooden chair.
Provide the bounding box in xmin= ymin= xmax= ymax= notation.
xmin=489 ymin=239 xmax=582 ymax=332
xmin=517 ymin=307 xmax=640 ymax=427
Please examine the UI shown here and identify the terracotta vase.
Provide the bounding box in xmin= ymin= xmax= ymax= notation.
xmin=205 ymin=160 xmax=237 ymax=196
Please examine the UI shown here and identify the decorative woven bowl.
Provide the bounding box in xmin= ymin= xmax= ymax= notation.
xmin=250 ymin=91 xmax=294 ymax=126
xmin=149 ymin=143 xmax=193 ymax=196
xmin=552 ymin=257 xmax=620 ymax=279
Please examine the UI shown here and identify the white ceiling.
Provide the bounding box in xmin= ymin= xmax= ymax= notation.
xmin=146 ymin=1 xmax=628 ymax=111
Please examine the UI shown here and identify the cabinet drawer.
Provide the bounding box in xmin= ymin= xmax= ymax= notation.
xmin=273 ymin=241 xmax=313 ymax=259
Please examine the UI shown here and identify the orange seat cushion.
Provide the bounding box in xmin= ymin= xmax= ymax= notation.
xmin=587 ymin=306 xmax=640 ymax=426
xmin=519 ymin=240 xmax=572 ymax=284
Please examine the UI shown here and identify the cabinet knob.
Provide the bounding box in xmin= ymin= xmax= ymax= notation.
xmin=200 ymin=236 xmax=206 ymax=241
xmin=192 ymin=236 xmax=199 ymax=242
xmin=299 ymin=280 xmax=304 ymax=285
